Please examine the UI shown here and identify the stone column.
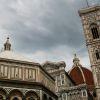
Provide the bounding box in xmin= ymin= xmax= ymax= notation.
xmin=39 ymin=90 xmax=43 ymax=100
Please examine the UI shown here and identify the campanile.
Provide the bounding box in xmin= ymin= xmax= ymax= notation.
xmin=79 ymin=5 xmax=100 ymax=99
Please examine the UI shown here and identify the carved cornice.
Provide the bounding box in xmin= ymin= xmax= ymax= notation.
xmin=0 ymin=58 xmax=40 ymax=66
xmin=79 ymin=5 xmax=100 ymax=16
xmin=0 ymin=79 xmax=57 ymax=98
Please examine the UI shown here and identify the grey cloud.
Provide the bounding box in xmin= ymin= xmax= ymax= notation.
xmin=0 ymin=0 xmax=99 ymax=59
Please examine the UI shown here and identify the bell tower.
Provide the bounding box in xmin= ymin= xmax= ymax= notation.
xmin=79 ymin=5 xmax=100 ymax=99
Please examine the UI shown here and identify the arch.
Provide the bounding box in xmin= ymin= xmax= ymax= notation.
xmin=90 ymin=23 xmax=99 ymax=39
xmin=25 ymin=91 xmax=39 ymax=100
xmin=43 ymin=94 xmax=48 ymax=100
xmin=12 ymin=97 xmax=19 ymax=100
xmin=8 ymin=89 xmax=23 ymax=100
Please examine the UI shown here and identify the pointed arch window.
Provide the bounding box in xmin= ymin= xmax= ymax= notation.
xmin=96 ymin=50 xmax=100 ymax=60
xmin=90 ymin=23 xmax=99 ymax=39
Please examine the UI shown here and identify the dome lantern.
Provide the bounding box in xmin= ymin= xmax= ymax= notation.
xmin=4 ymin=37 xmax=11 ymax=51
xmin=73 ymin=54 xmax=80 ymax=66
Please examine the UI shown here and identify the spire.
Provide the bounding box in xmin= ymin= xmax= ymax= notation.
xmin=73 ymin=54 xmax=80 ymax=66
xmin=4 ymin=37 xmax=11 ymax=51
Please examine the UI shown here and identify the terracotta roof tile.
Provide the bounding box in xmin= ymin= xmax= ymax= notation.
xmin=69 ymin=66 xmax=94 ymax=91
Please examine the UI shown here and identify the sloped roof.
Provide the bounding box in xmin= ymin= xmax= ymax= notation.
xmin=69 ymin=66 xmax=94 ymax=85
xmin=0 ymin=51 xmax=33 ymax=62
xmin=69 ymin=65 xmax=94 ymax=91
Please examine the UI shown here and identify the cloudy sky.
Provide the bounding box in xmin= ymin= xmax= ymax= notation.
xmin=0 ymin=0 xmax=99 ymax=71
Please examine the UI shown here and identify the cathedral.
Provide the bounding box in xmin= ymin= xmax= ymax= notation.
xmin=0 ymin=4 xmax=99 ymax=100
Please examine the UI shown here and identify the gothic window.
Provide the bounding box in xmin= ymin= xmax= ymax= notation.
xmin=96 ymin=50 xmax=100 ymax=60
xmin=90 ymin=23 xmax=99 ymax=39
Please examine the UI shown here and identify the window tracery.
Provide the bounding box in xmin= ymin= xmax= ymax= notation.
xmin=90 ymin=23 xmax=99 ymax=39
xmin=96 ymin=50 xmax=100 ymax=60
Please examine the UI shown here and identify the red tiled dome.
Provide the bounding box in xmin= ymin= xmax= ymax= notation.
xmin=69 ymin=66 xmax=94 ymax=86
xmin=69 ymin=54 xmax=94 ymax=91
